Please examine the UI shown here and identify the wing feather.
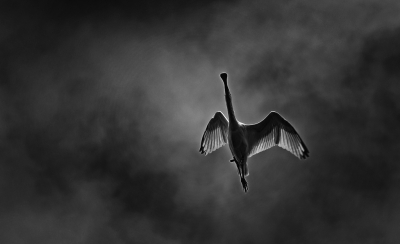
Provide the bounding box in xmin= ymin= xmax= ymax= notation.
xmin=245 ymin=111 xmax=309 ymax=159
xmin=199 ymin=111 xmax=229 ymax=155
xmin=288 ymin=133 xmax=297 ymax=157
xmin=210 ymin=129 xmax=215 ymax=151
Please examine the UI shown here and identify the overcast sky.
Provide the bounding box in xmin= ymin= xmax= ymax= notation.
xmin=1 ymin=0 xmax=400 ymax=243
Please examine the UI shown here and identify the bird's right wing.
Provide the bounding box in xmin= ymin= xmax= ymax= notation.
xmin=245 ymin=111 xmax=309 ymax=159
xmin=199 ymin=111 xmax=229 ymax=155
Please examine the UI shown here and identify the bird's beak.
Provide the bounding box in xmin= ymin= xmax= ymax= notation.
xmin=220 ymin=73 xmax=227 ymax=83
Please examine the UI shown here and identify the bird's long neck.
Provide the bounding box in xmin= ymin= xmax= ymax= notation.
xmin=223 ymin=81 xmax=238 ymax=125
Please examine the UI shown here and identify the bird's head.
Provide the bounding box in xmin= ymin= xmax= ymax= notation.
xmin=220 ymin=72 xmax=227 ymax=84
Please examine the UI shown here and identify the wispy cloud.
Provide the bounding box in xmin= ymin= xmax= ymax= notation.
xmin=1 ymin=0 xmax=400 ymax=243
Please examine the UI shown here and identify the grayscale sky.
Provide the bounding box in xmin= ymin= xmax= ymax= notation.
xmin=1 ymin=0 xmax=400 ymax=243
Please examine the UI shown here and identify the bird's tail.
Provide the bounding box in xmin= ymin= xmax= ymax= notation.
xmin=237 ymin=162 xmax=249 ymax=177
xmin=234 ymin=158 xmax=249 ymax=177
xmin=242 ymin=163 xmax=249 ymax=177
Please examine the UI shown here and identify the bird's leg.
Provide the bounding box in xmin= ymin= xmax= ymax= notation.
xmin=231 ymin=156 xmax=248 ymax=192
xmin=241 ymin=177 xmax=248 ymax=193
xmin=240 ymin=155 xmax=248 ymax=192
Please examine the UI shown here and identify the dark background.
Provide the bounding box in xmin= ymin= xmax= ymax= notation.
xmin=1 ymin=0 xmax=400 ymax=243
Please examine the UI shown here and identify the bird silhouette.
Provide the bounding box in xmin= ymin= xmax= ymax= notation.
xmin=199 ymin=73 xmax=309 ymax=192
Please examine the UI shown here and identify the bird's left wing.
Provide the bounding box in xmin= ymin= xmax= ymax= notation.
xmin=245 ymin=111 xmax=309 ymax=159
xmin=199 ymin=111 xmax=229 ymax=155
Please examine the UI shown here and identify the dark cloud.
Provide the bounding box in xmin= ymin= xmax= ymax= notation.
xmin=1 ymin=0 xmax=400 ymax=243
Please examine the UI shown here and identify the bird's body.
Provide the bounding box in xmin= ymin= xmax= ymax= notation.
xmin=199 ymin=73 xmax=309 ymax=192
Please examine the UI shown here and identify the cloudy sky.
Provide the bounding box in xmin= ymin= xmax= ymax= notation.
xmin=1 ymin=0 xmax=400 ymax=243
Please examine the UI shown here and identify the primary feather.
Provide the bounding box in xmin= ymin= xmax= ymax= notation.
xmin=199 ymin=111 xmax=228 ymax=155
xmin=246 ymin=111 xmax=309 ymax=159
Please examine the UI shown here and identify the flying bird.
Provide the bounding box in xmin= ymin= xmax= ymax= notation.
xmin=199 ymin=73 xmax=309 ymax=192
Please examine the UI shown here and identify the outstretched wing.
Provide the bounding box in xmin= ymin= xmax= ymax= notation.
xmin=245 ymin=111 xmax=309 ymax=159
xmin=199 ymin=111 xmax=229 ymax=155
